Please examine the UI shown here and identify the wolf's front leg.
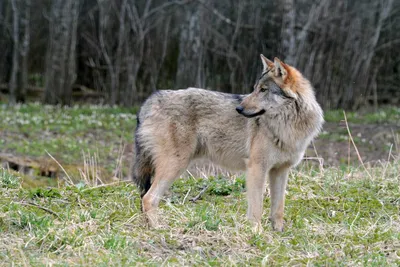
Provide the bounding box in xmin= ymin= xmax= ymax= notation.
xmin=268 ymin=167 xmax=290 ymax=232
xmin=246 ymin=160 xmax=268 ymax=233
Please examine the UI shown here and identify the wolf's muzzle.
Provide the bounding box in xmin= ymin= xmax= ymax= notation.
xmin=236 ymin=106 xmax=265 ymax=118
xmin=236 ymin=106 xmax=244 ymax=114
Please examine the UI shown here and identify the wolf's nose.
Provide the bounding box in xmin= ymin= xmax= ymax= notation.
xmin=236 ymin=106 xmax=244 ymax=114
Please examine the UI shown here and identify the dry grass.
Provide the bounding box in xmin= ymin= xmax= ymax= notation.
xmin=1 ymin=156 xmax=400 ymax=265
xmin=1 ymin=104 xmax=399 ymax=265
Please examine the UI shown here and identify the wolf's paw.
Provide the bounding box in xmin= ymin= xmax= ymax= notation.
xmin=143 ymin=210 xmax=160 ymax=229
xmin=269 ymin=218 xmax=284 ymax=232
xmin=250 ymin=221 xmax=263 ymax=234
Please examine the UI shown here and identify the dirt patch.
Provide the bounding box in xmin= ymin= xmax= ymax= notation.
xmin=124 ymin=121 xmax=399 ymax=176
xmin=2 ymin=121 xmax=399 ymax=183
xmin=0 ymin=153 xmax=59 ymax=177
xmin=307 ymin=122 xmax=400 ymax=166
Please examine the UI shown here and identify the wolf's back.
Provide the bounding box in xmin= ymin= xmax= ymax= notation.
xmin=132 ymin=88 xmax=247 ymax=196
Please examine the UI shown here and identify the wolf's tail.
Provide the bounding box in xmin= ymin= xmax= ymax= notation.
xmin=132 ymin=118 xmax=154 ymax=198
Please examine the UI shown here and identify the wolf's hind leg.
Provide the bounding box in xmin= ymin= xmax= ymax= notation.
xmin=268 ymin=167 xmax=290 ymax=232
xmin=142 ymin=157 xmax=189 ymax=228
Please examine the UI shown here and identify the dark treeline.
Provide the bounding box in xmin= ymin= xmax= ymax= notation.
xmin=0 ymin=0 xmax=399 ymax=109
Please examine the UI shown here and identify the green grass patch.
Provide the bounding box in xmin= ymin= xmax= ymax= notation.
xmin=325 ymin=106 xmax=400 ymax=124
xmin=0 ymin=103 xmax=137 ymax=158
xmin=2 ymin=163 xmax=399 ymax=265
xmin=1 ymin=103 xmax=400 ymax=265
xmin=0 ymin=103 xmax=138 ymax=181
xmin=0 ymin=168 xmax=21 ymax=189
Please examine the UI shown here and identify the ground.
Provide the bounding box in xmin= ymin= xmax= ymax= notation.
xmin=0 ymin=104 xmax=398 ymax=176
xmin=309 ymin=121 xmax=399 ymax=165
xmin=0 ymin=104 xmax=399 ymax=265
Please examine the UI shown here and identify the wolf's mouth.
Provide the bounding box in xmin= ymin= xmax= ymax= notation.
xmin=237 ymin=109 xmax=266 ymax=118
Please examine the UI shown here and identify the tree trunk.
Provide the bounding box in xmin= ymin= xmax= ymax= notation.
xmin=19 ymin=0 xmax=30 ymax=102
xmin=63 ymin=0 xmax=79 ymax=105
xmin=353 ymin=0 xmax=393 ymax=108
xmin=98 ymin=0 xmax=116 ymax=105
xmin=176 ymin=3 xmax=204 ymax=88
xmin=9 ymin=0 xmax=19 ymax=104
xmin=281 ymin=0 xmax=296 ymax=64
xmin=44 ymin=0 xmax=79 ymax=105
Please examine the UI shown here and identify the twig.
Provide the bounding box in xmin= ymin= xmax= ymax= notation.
xmin=45 ymin=150 xmax=74 ymax=185
xmin=312 ymin=140 xmax=324 ymax=172
xmin=343 ymin=111 xmax=373 ymax=179
xmin=182 ymin=188 xmax=191 ymax=204
xmin=381 ymin=144 xmax=393 ymax=179
xmin=347 ymin=132 xmax=351 ymax=169
xmin=113 ymin=141 xmax=125 ymax=179
xmin=303 ymin=156 xmax=324 ymax=167
xmin=18 ymin=201 xmax=61 ymax=219
xmin=190 ymin=185 xmax=209 ymax=202
xmin=392 ymin=129 xmax=399 ymax=159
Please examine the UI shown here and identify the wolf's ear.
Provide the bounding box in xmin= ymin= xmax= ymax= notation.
xmin=260 ymin=54 xmax=274 ymax=72
xmin=273 ymin=57 xmax=289 ymax=80
xmin=273 ymin=57 xmax=298 ymax=99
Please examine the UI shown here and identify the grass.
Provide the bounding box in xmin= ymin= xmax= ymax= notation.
xmin=0 ymin=103 xmax=137 ymax=160
xmin=1 ymin=103 xmax=400 ymax=265
xmin=0 ymin=103 xmax=138 ymax=183
xmin=1 ymin=162 xmax=400 ymax=265
xmin=324 ymin=106 xmax=400 ymax=124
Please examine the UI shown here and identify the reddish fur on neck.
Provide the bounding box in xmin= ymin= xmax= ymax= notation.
xmin=281 ymin=63 xmax=306 ymax=95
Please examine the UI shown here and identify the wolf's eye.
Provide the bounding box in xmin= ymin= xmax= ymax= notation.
xmin=260 ymin=87 xmax=267 ymax=93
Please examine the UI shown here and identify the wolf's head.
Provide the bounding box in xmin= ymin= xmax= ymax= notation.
xmin=236 ymin=55 xmax=307 ymax=118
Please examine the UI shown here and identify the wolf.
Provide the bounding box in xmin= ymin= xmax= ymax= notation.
xmin=133 ymin=55 xmax=324 ymax=232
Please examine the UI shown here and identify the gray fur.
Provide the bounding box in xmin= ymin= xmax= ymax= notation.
xmin=133 ymin=56 xmax=324 ymax=231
